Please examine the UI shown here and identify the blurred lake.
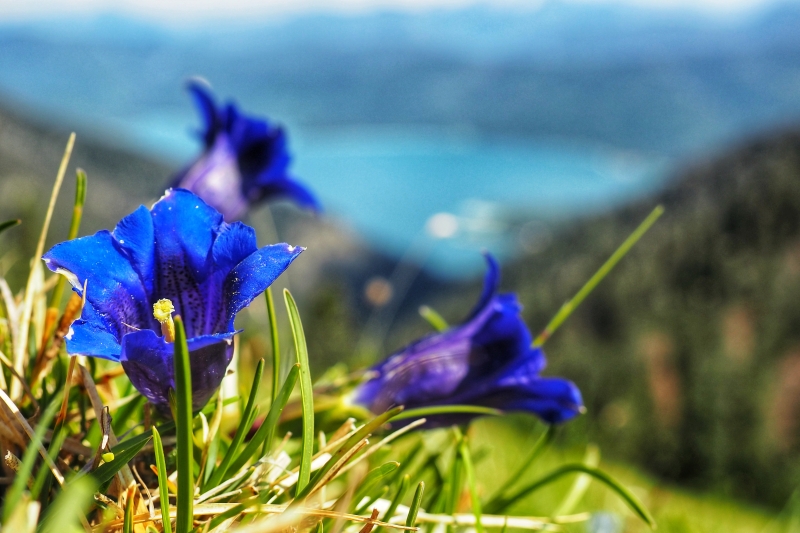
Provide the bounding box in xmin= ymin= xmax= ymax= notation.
xmin=1 ymin=2 xmax=800 ymax=275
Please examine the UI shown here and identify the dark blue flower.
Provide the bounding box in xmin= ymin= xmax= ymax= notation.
xmin=173 ymin=80 xmax=319 ymax=221
xmin=352 ymin=254 xmax=583 ymax=425
xmin=43 ymin=189 xmax=303 ymax=413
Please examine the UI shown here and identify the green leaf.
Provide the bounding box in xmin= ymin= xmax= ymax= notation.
xmin=152 ymin=426 xmax=173 ymax=533
xmin=284 ymin=289 xmax=314 ymax=494
xmin=418 ymin=305 xmax=449 ymax=332
xmin=90 ymin=434 xmax=152 ymax=487
xmin=391 ymin=405 xmax=502 ymax=422
xmin=228 ymin=364 xmax=299 ymax=475
xmin=38 ymin=475 xmax=96 ymax=533
xmin=173 ymin=316 xmax=194 ymax=533
xmin=406 ymin=482 xmax=425 ymax=527
xmin=204 ymin=358 xmax=264 ymax=489
xmin=489 ymin=463 xmax=656 ymax=528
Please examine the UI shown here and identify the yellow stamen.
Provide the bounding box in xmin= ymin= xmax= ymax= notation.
xmin=153 ymin=298 xmax=176 ymax=343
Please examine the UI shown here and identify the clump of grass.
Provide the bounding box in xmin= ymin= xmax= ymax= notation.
xmin=0 ymin=135 xmax=658 ymax=532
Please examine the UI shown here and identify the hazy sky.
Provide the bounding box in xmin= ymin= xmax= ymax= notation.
xmin=0 ymin=0 xmax=788 ymax=21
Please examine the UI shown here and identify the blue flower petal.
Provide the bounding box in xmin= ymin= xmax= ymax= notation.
xmin=187 ymin=80 xmax=220 ymax=147
xmin=43 ymin=231 xmax=152 ymax=337
xmin=151 ymin=189 xmax=224 ymax=337
xmin=120 ymin=329 xmax=235 ymax=412
xmin=464 ymin=253 xmax=500 ymax=322
xmin=487 ymin=376 xmax=584 ymax=424
xmin=223 ymin=243 xmax=304 ymax=329
xmin=65 ymin=311 xmax=123 ymax=362
xmin=112 ymin=205 xmax=156 ymax=298
xmin=256 ymin=178 xmax=321 ymax=212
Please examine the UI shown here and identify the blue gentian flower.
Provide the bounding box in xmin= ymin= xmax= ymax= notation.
xmin=352 ymin=254 xmax=583 ymax=426
xmin=173 ymin=80 xmax=319 ymax=221
xmin=43 ymin=189 xmax=303 ymax=414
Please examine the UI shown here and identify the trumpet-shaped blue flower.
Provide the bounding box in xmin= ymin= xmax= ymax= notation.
xmin=43 ymin=189 xmax=303 ymax=413
xmin=352 ymin=255 xmax=583 ymax=426
xmin=173 ymin=81 xmax=319 ymax=221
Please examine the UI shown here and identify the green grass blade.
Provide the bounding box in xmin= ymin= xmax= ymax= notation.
xmin=418 ymin=305 xmax=448 ymax=332
xmin=380 ymin=474 xmax=410 ymax=528
xmin=485 ymin=424 xmax=554 ymax=510
xmin=204 ymin=358 xmax=264 ymax=489
xmin=353 ymin=462 xmax=400 ymax=507
xmin=50 ymin=169 xmax=87 ymax=308
xmin=490 ymin=464 xmax=656 ymax=528
xmin=533 ymin=205 xmax=664 ymax=346
xmin=2 ymin=395 xmax=60 ymax=523
xmin=173 ymin=316 xmax=194 ymax=533
xmin=284 ymin=289 xmax=314 ymax=494
xmin=152 ymin=426 xmax=173 ymax=533
xmin=123 ymin=491 xmax=134 ymax=533
xmin=458 ymin=437 xmax=484 ymax=533
xmin=265 ymin=287 xmax=281 ymax=402
xmin=406 ymin=482 xmax=425 ymax=527
xmin=296 ymin=405 xmax=404 ymax=502
xmin=0 ymin=218 xmax=20 ymax=236
xmin=391 ymin=405 xmax=501 ymax=422
xmin=228 ymin=364 xmax=299 ymax=475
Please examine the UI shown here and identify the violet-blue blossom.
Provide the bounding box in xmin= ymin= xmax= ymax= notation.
xmin=43 ymin=189 xmax=303 ymax=414
xmin=352 ymin=254 xmax=583 ymax=426
xmin=173 ymin=80 xmax=319 ymax=221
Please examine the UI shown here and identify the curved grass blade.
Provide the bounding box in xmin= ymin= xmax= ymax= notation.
xmin=392 ymin=405 xmax=501 ymax=422
xmin=50 ymin=169 xmax=87 ymax=308
xmin=152 ymin=427 xmax=173 ymax=533
xmin=228 ymin=364 xmax=299 ymax=475
xmin=353 ymin=462 xmax=400 ymax=507
xmin=406 ymin=482 xmax=425 ymax=527
xmin=418 ymin=305 xmax=448 ymax=332
xmin=485 ymin=425 xmax=554 ymax=511
xmin=204 ymin=358 xmax=264 ymax=489
xmin=173 ymin=316 xmax=194 ymax=533
xmin=265 ymin=287 xmax=281 ymax=402
xmin=0 ymin=219 xmax=20 ymax=236
xmin=39 ymin=475 xmax=96 ymax=533
xmin=489 ymin=464 xmax=655 ymax=528
xmin=533 ymin=205 xmax=664 ymax=346
xmin=284 ymin=289 xmax=314 ymax=494
xmin=296 ymin=405 xmax=404 ymax=502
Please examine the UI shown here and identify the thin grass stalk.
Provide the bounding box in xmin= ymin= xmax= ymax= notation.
xmin=49 ymin=168 xmax=86 ymax=309
xmin=265 ymin=287 xmax=280 ymax=402
xmin=12 ymin=133 xmax=75 ymax=400
xmin=418 ymin=306 xmax=448 ymax=332
xmin=458 ymin=436 xmax=483 ymax=533
xmin=152 ymin=426 xmax=173 ymax=533
xmin=533 ymin=205 xmax=664 ymax=346
xmin=1 ymin=394 xmax=60 ymax=524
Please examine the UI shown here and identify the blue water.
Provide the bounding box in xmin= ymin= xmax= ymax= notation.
xmin=118 ymin=114 xmax=666 ymax=276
